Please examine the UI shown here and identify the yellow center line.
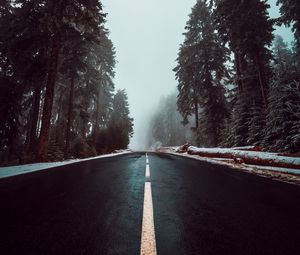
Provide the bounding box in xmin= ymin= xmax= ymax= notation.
xmin=140 ymin=182 xmax=157 ymax=255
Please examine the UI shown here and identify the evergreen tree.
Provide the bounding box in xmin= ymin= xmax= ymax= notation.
xmin=0 ymin=0 xmax=48 ymax=160
xmin=90 ymin=32 xmax=116 ymax=147
xmin=0 ymin=1 xmax=123 ymax=164
xmin=174 ymin=0 xmax=229 ymax=146
xmin=215 ymin=0 xmax=273 ymax=103
xmin=51 ymin=28 xmax=116 ymax=158
xmin=214 ymin=0 xmax=274 ymax=146
xmin=277 ymin=0 xmax=300 ymax=67
xmin=37 ymin=0 xmax=64 ymax=161
xmin=59 ymin=36 xmax=87 ymax=158
xmin=106 ymin=90 xmax=133 ymax=151
xmin=38 ymin=0 xmax=106 ymax=161
xmin=201 ymin=83 xmax=229 ymax=146
xmin=147 ymin=93 xmax=193 ymax=148
xmin=264 ymin=35 xmax=300 ymax=152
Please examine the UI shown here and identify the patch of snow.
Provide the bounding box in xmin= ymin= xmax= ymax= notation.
xmin=156 ymin=146 xmax=179 ymax=153
xmin=0 ymin=151 xmax=131 ymax=179
xmin=164 ymin=147 xmax=300 ymax=185
xmin=188 ymin=146 xmax=300 ymax=167
xmin=231 ymin=146 xmax=260 ymax=150
xmin=246 ymin=165 xmax=300 ymax=175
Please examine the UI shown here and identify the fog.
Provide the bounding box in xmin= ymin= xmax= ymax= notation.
xmin=102 ymin=0 xmax=294 ymax=150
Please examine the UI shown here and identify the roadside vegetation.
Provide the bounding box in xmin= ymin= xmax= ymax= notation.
xmin=0 ymin=1 xmax=133 ymax=165
xmin=148 ymin=0 xmax=300 ymax=154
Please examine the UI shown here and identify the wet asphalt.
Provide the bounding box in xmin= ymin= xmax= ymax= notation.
xmin=0 ymin=152 xmax=300 ymax=255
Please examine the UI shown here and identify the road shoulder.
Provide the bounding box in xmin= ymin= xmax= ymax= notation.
xmin=164 ymin=151 xmax=300 ymax=186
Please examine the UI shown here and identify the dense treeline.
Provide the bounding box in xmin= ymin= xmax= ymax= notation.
xmin=173 ymin=0 xmax=300 ymax=153
xmin=146 ymin=93 xmax=193 ymax=149
xmin=0 ymin=1 xmax=133 ymax=165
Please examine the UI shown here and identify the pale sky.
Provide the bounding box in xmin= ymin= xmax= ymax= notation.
xmin=102 ymin=0 xmax=294 ymax=150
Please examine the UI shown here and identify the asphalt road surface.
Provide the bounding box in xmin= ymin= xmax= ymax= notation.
xmin=0 ymin=152 xmax=300 ymax=255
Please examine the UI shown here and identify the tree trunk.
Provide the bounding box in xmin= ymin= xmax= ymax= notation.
xmin=64 ymin=74 xmax=75 ymax=158
xmin=255 ymin=54 xmax=267 ymax=107
xmin=25 ymin=102 xmax=33 ymax=150
xmin=81 ymin=119 xmax=87 ymax=140
xmin=93 ymin=87 xmax=101 ymax=147
xmin=194 ymin=99 xmax=199 ymax=130
xmin=55 ymin=87 xmax=66 ymax=143
xmin=233 ymin=50 xmax=244 ymax=93
xmin=37 ymin=89 xmax=44 ymax=138
xmin=38 ymin=2 xmax=63 ymax=161
xmin=28 ymin=80 xmax=42 ymax=153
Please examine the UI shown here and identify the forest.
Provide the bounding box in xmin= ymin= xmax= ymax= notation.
xmin=147 ymin=0 xmax=300 ymax=154
xmin=1 ymin=0 xmax=300 ymax=167
xmin=0 ymin=1 xmax=134 ymax=165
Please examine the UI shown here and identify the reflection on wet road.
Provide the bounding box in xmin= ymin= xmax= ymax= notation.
xmin=0 ymin=152 xmax=300 ymax=255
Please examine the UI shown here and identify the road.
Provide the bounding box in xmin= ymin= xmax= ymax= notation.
xmin=0 ymin=152 xmax=300 ymax=254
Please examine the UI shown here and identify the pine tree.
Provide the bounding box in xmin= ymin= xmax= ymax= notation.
xmin=0 ymin=0 xmax=48 ymax=160
xmin=277 ymin=0 xmax=300 ymax=67
xmin=147 ymin=93 xmax=192 ymax=148
xmin=214 ymin=0 xmax=274 ymax=146
xmin=264 ymin=35 xmax=300 ymax=152
xmin=174 ymin=0 xmax=229 ymax=146
xmin=38 ymin=0 xmax=106 ymax=161
xmin=0 ymin=1 xmax=121 ymax=163
xmin=38 ymin=0 xmax=64 ymax=161
xmin=231 ymin=94 xmax=252 ymax=146
xmin=91 ymin=31 xmax=116 ymax=148
xmin=215 ymin=0 xmax=274 ymax=104
xmin=107 ymin=90 xmax=134 ymax=151
xmin=201 ymin=83 xmax=229 ymax=146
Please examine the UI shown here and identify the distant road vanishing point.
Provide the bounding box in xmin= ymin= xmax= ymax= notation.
xmin=0 ymin=152 xmax=300 ymax=254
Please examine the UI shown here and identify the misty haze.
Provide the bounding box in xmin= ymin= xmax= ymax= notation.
xmin=0 ymin=0 xmax=300 ymax=254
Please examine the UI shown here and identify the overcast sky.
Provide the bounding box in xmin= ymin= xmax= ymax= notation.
xmin=102 ymin=0 xmax=294 ymax=150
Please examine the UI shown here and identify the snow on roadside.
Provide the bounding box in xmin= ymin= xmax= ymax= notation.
xmin=159 ymin=146 xmax=300 ymax=185
xmin=245 ymin=165 xmax=300 ymax=175
xmin=0 ymin=150 xmax=132 ymax=179
xmin=187 ymin=146 xmax=300 ymax=169
xmin=231 ymin=146 xmax=261 ymax=151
